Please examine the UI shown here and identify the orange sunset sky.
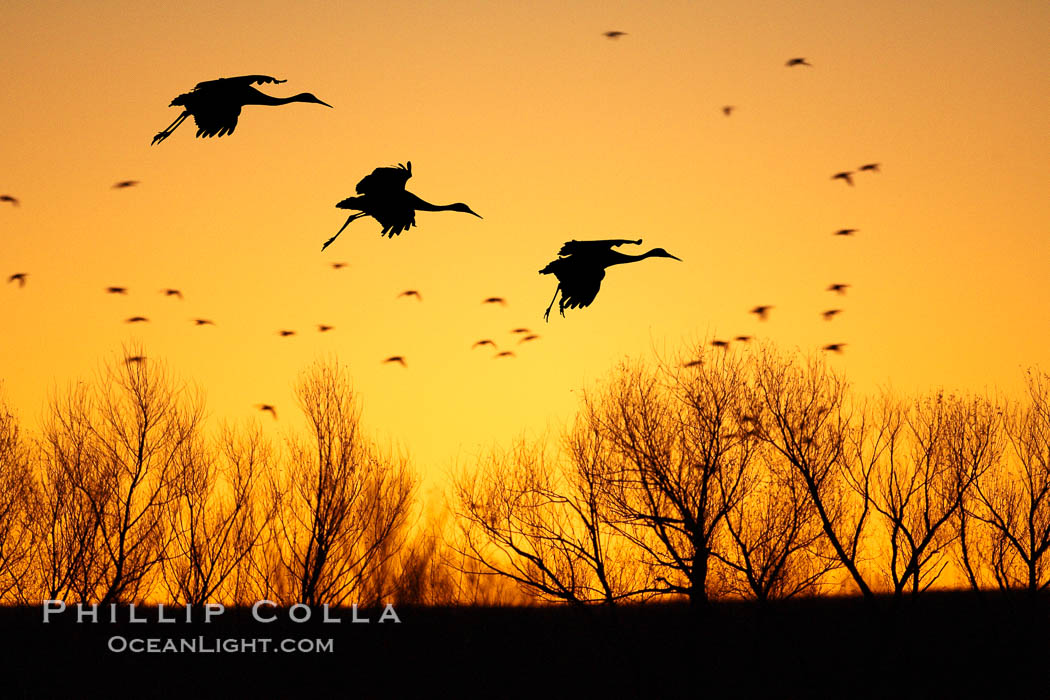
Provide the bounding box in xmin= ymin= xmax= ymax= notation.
xmin=2 ymin=0 xmax=1048 ymax=490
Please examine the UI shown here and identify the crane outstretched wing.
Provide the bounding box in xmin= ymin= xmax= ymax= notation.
xmin=356 ymin=162 xmax=412 ymax=195
xmin=557 ymin=238 xmax=642 ymax=257
xmin=558 ymin=266 xmax=606 ymax=311
xmin=192 ymin=75 xmax=286 ymax=91
xmin=191 ymin=103 xmax=242 ymax=138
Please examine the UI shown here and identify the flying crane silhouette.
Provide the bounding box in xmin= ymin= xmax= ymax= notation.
xmin=603 ymin=31 xmax=627 ymax=39
xmin=112 ymin=180 xmax=139 ymax=189
xmin=151 ymin=75 xmax=332 ymax=145
xmin=539 ymin=238 xmax=681 ymax=321
xmin=1 ymin=195 xmax=20 ymax=206
xmin=322 ymin=162 xmax=481 ymax=249
xmin=786 ymin=57 xmax=812 ymax=67
xmin=7 ymin=273 xmax=27 ymax=287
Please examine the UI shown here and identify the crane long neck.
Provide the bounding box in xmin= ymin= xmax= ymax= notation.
xmin=605 ymin=249 xmax=661 ymax=267
xmin=406 ymin=193 xmax=456 ymax=212
xmin=245 ymin=92 xmax=314 ymax=106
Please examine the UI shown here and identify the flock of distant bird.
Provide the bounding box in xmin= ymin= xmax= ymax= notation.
xmin=4 ymin=33 xmax=883 ymax=415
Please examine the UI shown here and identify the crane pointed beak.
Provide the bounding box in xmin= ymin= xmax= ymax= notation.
xmin=669 ymin=254 xmax=683 ymax=261
xmin=318 ymin=99 xmax=334 ymax=108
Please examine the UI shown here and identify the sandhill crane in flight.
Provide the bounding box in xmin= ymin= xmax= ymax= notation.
xmin=0 ymin=195 xmax=19 ymax=206
xmin=858 ymin=163 xmax=881 ymax=172
xmin=823 ymin=343 xmax=846 ymax=353
xmin=823 ymin=309 xmax=843 ymax=320
xmin=735 ymin=335 xmax=752 ymax=342
xmin=833 ymin=229 xmax=857 ymax=237
xmin=161 ymin=288 xmax=183 ymax=299
xmin=398 ymin=290 xmax=423 ymax=301
xmin=519 ymin=334 xmax=540 ymax=344
xmin=540 ymin=238 xmax=681 ymax=321
xmin=832 ymin=172 xmax=854 ymax=186
xmin=711 ymin=340 xmax=730 ymax=349
xmin=112 ymin=180 xmax=139 ymax=189
xmin=331 ymin=262 xmax=348 ymax=269
xmin=277 ymin=330 xmax=296 ymax=337
xmin=472 ymin=340 xmax=498 ymax=349
xmin=106 ymin=286 xmax=128 ymax=295
xmin=683 ymin=359 xmax=703 ymax=368
xmin=193 ymin=318 xmax=215 ymax=326
xmin=383 ymin=356 xmax=407 ymax=367
xmin=318 ymin=324 xmax=334 ymax=332
xmin=722 ymin=106 xmax=735 ymax=116
xmin=257 ymin=404 xmax=278 ymax=420
xmin=125 ymin=355 xmax=146 ymax=364
xmin=323 ymin=162 xmax=481 ymax=249
xmin=125 ymin=316 xmax=149 ymax=323
xmin=603 ymin=31 xmax=627 ymax=39
xmin=7 ymin=273 xmax=27 ymax=287
xmin=152 ymin=75 xmax=332 ymax=145
xmin=482 ymin=297 xmax=506 ymax=306
xmin=750 ymin=305 xmax=773 ymax=320
xmin=495 ymin=351 xmax=515 ymax=359
xmin=510 ymin=328 xmax=532 ymax=334
xmin=827 ymin=283 xmax=850 ymax=295
xmin=786 ymin=58 xmax=812 ymax=67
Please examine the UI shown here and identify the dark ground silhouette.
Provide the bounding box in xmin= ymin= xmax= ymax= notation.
xmin=6 ymin=592 xmax=1047 ymax=698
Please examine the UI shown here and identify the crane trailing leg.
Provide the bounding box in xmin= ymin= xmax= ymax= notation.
xmin=543 ymin=285 xmax=562 ymax=322
xmin=152 ymin=112 xmax=189 ymax=145
xmin=322 ymin=213 xmax=366 ymax=251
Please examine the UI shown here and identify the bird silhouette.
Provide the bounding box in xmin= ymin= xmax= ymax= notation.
xmin=832 ymin=172 xmax=854 ymax=186
xmin=722 ymin=105 xmax=735 ymax=116
xmin=193 ymin=318 xmax=215 ymax=326
xmin=7 ymin=273 xmax=27 ymax=287
xmin=734 ymin=335 xmax=753 ymax=342
xmin=318 ymin=324 xmax=334 ymax=332
xmin=112 ymin=180 xmax=139 ymax=189
xmin=827 ymin=283 xmax=850 ymax=295
xmin=125 ymin=355 xmax=146 ymax=364
xmin=683 ymin=359 xmax=703 ymax=368
xmin=519 ymin=334 xmax=540 ymax=343
xmin=331 ymin=262 xmax=348 ymax=269
xmin=472 ymin=340 xmax=498 ymax=349
xmin=125 ymin=316 xmax=149 ymax=323
xmin=106 ymin=286 xmax=128 ymax=294
xmin=510 ymin=328 xmax=532 ymax=334
xmin=398 ymin=290 xmax=423 ymax=301
xmin=786 ymin=58 xmax=812 ymax=67
xmin=711 ymin=340 xmax=730 ymax=349
xmin=540 ymin=238 xmax=681 ymax=321
xmin=383 ymin=356 xmax=407 ymax=367
xmin=833 ymin=228 xmax=857 ymax=236
xmin=750 ymin=305 xmax=773 ymax=320
xmin=323 ymin=162 xmax=481 ymax=248
xmin=823 ymin=343 xmax=847 ymax=353
xmin=161 ymin=288 xmax=183 ymax=299
xmin=482 ymin=297 xmax=506 ymax=306
xmin=277 ymin=330 xmax=296 ymax=337
xmin=0 ymin=195 xmax=19 ymax=206
xmin=494 ymin=351 xmax=515 ymax=359
xmin=603 ymin=31 xmax=627 ymax=39
xmin=152 ymin=75 xmax=332 ymax=145
xmin=257 ymin=404 xmax=278 ymax=420
xmin=858 ymin=163 xmax=881 ymax=172
xmin=823 ymin=309 xmax=843 ymax=320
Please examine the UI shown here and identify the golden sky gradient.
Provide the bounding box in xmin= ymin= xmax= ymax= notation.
xmin=3 ymin=0 xmax=1048 ymax=488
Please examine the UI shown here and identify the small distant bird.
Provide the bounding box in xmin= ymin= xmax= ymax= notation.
xmin=683 ymin=359 xmax=703 ymax=368
xmin=722 ymin=105 xmax=735 ymax=116
xmin=383 ymin=356 xmax=407 ymax=367
xmin=324 ymin=161 xmax=481 ymax=248
xmin=0 ymin=195 xmax=19 ymax=206
xmin=482 ymin=297 xmax=506 ymax=306
xmin=832 ymin=172 xmax=854 ymax=186
xmin=510 ymin=328 xmax=531 ymax=334
xmin=277 ymin=330 xmax=295 ymax=337
xmin=152 ymin=75 xmax=332 ymax=145
xmin=858 ymin=163 xmax=881 ymax=172
xmin=734 ymin=335 xmax=752 ymax=342
xmin=398 ymin=290 xmax=423 ymax=301
xmin=125 ymin=316 xmax=149 ymax=323
xmin=519 ymin=334 xmax=540 ymax=343
xmin=472 ymin=339 xmax=498 ymax=349
xmin=786 ymin=58 xmax=812 ymax=67
xmin=161 ymin=288 xmax=183 ymax=299
xmin=603 ymin=31 xmax=627 ymax=39
xmin=7 ymin=273 xmax=27 ymax=287
xmin=711 ymin=340 xmax=729 ymax=349
xmin=540 ymin=238 xmax=681 ymax=320
xmin=193 ymin=318 xmax=215 ymax=326
xmin=750 ymin=305 xmax=773 ymax=320
xmin=823 ymin=343 xmax=847 ymax=353
xmin=257 ymin=404 xmax=278 ymax=420
xmin=822 ymin=309 xmax=843 ymax=320
xmin=331 ymin=262 xmax=348 ymax=269
xmin=833 ymin=229 xmax=857 ymax=236
xmin=318 ymin=324 xmax=334 ymax=332
xmin=494 ymin=351 xmax=515 ymax=359
xmin=827 ymin=283 xmax=850 ymax=295
xmin=106 ymin=286 xmax=128 ymax=294
xmin=112 ymin=180 xmax=139 ymax=189
xmin=125 ymin=355 xmax=146 ymax=364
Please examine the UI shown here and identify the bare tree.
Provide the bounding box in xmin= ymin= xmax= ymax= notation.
xmin=0 ymin=397 xmax=37 ymax=602
xmin=268 ymin=360 xmax=416 ymax=606
xmin=162 ymin=424 xmax=276 ymax=605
